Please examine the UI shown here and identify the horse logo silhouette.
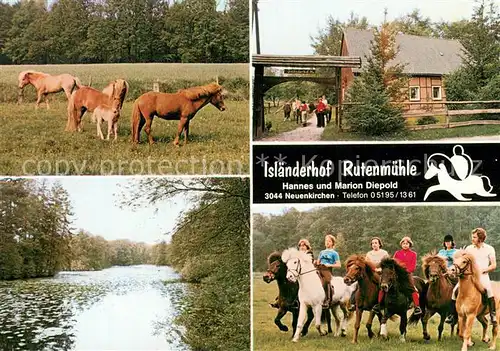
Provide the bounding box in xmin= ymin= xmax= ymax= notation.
xmin=424 ymin=145 xmax=496 ymax=201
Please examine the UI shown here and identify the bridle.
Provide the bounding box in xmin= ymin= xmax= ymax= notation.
xmin=285 ymin=258 xmax=317 ymax=279
xmin=452 ymin=258 xmax=473 ymax=278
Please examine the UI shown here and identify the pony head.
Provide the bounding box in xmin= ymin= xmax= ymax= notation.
xmin=380 ymin=257 xmax=411 ymax=293
xmin=263 ymin=251 xmax=282 ymax=283
xmin=208 ymin=84 xmax=226 ymax=111
xmin=422 ymin=251 xmax=446 ymax=283
xmin=448 ymin=250 xmax=481 ymax=280
xmin=344 ymin=254 xmax=376 ymax=286
xmin=18 ymin=71 xmax=33 ymax=88
xmin=282 ymin=247 xmax=306 ymax=283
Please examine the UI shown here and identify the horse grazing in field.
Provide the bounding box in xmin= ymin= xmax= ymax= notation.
xmin=263 ymin=252 xmax=313 ymax=336
xmin=282 ymin=248 xmax=327 ymax=342
xmin=448 ymin=250 xmax=499 ymax=351
xmin=343 ymin=254 xmax=383 ymax=343
xmin=66 ymin=79 xmax=128 ymax=132
xmin=18 ymin=71 xmax=82 ymax=109
xmin=131 ymin=83 xmax=226 ymax=146
xmin=413 ymin=252 xmax=457 ymax=341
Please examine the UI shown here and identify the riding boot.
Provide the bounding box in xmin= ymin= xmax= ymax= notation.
xmin=322 ymin=283 xmax=330 ymax=308
xmin=488 ymin=296 xmax=498 ymax=326
xmin=372 ymin=290 xmax=384 ymax=313
xmin=445 ymin=300 xmax=457 ymax=324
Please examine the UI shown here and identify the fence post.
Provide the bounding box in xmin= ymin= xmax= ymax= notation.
xmin=153 ymin=80 xmax=160 ymax=92
xmin=445 ymin=103 xmax=450 ymax=128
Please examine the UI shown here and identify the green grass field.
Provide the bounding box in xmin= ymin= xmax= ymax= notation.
xmin=0 ymin=63 xmax=249 ymax=175
xmin=261 ymin=105 xmax=301 ymax=137
xmin=254 ymin=275 xmax=495 ymax=351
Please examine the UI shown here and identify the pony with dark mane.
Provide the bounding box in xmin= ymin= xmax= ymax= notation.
xmin=343 ymin=254 xmax=383 ymax=343
xmin=263 ymin=252 xmax=313 ymax=336
xmin=448 ymin=250 xmax=499 ymax=351
xmin=18 ymin=71 xmax=82 ymax=109
xmin=66 ymin=79 xmax=129 ymax=132
xmin=378 ymin=257 xmax=427 ymax=342
xmin=412 ymin=252 xmax=457 ymax=341
xmin=131 ymin=83 xmax=226 ymax=146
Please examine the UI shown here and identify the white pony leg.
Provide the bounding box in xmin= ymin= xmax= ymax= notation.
xmin=380 ymin=323 xmax=388 ymax=339
xmin=292 ymin=303 xmax=306 ymax=342
xmin=424 ymin=185 xmax=442 ymax=200
xmin=97 ymin=118 xmax=104 ymax=140
xmin=314 ymin=304 xmax=326 ymax=336
xmin=107 ymin=119 xmax=112 ymax=140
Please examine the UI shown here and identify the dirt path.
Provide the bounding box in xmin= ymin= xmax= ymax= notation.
xmin=261 ymin=114 xmax=325 ymax=142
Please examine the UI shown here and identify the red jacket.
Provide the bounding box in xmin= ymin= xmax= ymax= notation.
xmin=393 ymin=249 xmax=417 ymax=274
xmin=316 ymin=101 xmax=326 ymax=113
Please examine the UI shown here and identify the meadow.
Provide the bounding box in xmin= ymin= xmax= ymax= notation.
xmin=254 ymin=275 xmax=495 ymax=351
xmin=0 ymin=63 xmax=249 ymax=175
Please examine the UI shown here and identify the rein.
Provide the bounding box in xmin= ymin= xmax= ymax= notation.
xmin=453 ymin=260 xmax=473 ymax=278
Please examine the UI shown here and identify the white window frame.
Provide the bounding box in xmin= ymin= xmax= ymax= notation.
xmin=432 ymin=86 xmax=442 ymax=100
xmin=409 ymin=86 xmax=420 ymax=101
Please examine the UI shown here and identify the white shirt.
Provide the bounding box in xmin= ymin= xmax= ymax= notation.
xmin=366 ymin=249 xmax=389 ymax=266
xmin=465 ymin=243 xmax=496 ymax=272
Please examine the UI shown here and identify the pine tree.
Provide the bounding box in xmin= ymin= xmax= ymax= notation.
xmin=344 ymin=22 xmax=407 ymax=136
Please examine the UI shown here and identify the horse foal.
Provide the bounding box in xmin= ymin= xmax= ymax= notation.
xmin=91 ymin=103 xmax=120 ymax=141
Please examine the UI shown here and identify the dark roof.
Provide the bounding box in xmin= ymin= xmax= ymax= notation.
xmin=343 ymin=28 xmax=464 ymax=76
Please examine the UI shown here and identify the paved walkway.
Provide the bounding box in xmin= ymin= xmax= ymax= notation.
xmin=261 ymin=113 xmax=326 ymax=142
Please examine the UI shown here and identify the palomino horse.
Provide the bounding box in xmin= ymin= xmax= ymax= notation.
xmin=448 ymin=250 xmax=499 ymax=351
xmin=131 ymin=83 xmax=226 ymax=146
xmin=263 ymin=252 xmax=314 ymax=336
xmin=343 ymin=254 xmax=383 ymax=343
xmin=282 ymin=248 xmax=327 ymax=342
xmin=91 ymin=101 xmax=121 ymax=141
xmin=424 ymin=152 xmax=496 ymax=201
xmin=66 ymin=79 xmax=128 ymax=132
xmin=18 ymin=71 xmax=82 ymax=109
xmin=379 ymin=258 xmax=427 ymax=342
xmin=413 ymin=252 xmax=457 ymax=341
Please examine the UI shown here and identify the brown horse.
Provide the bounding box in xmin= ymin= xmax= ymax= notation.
xmin=449 ymin=250 xmax=499 ymax=351
xmin=344 ymin=254 xmax=383 ymax=343
xmin=131 ymin=83 xmax=226 ymax=146
xmin=18 ymin=71 xmax=82 ymax=109
xmin=66 ymin=79 xmax=128 ymax=132
xmin=415 ymin=252 xmax=457 ymax=341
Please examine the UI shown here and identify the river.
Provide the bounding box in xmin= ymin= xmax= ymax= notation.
xmin=0 ymin=265 xmax=189 ymax=351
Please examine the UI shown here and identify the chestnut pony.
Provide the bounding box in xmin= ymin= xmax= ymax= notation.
xmin=66 ymin=79 xmax=128 ymax=132
xmin=449 ymin=250 xmax=500 ymax=351
xmin=412 ymin=252 xmax=457 ymax=341
xmin=343 ymin=254 xmax=383 ymax=343
xmin=131 ymin=83 xmax=226 ymax=146
xmin=18 ymin=71 xmax=82 ymax=109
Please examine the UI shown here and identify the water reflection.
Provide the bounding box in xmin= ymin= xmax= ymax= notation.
xmin=0 ymin=265 xmax=189 ymax=350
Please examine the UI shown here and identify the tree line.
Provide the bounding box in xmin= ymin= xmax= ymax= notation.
xmin=253 ymin=206 xmax=500 ymax=277
xmin=0 ymin=179 xmax=163 ymax=280
xmin=120 ymin=177 xmax=250 ymax=351
xmin=0 ymin=0 xmax=248 ymax=64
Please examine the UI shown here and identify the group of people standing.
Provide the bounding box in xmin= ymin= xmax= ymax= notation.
xmin=272 ymin=228 xmax=497 ymax=326
xmin=292 ymin=95 xmax=330 ymax=127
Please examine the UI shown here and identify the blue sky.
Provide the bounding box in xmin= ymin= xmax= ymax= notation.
xmin=39 ymin=177 xmax=192 ymax=245
xmin=253 ymin=0 xmax=480 ymax=55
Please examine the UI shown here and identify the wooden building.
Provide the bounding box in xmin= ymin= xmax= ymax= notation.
xmin=340 ymin=28 xmax=464 ymax=115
